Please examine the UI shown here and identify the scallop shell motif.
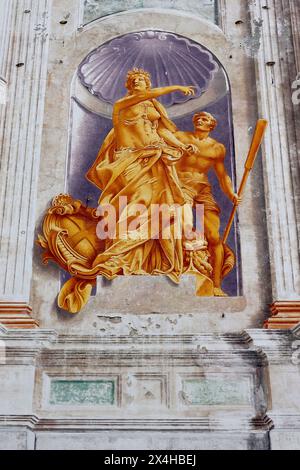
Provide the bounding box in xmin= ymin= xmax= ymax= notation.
xmin=78 ymin=31 xmax=219 ymax=108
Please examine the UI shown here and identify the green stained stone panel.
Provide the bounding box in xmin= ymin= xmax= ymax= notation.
xmin=183 ymin=378 xmax=251 ymax=406
xmin=83 ymin=0 xmax=217 ymax=25
xmin=50 ymin=380 xmax=115 ymax=405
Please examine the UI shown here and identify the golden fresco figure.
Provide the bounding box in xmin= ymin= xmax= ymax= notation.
xmin=175 ymin=112 xmax=241 ymax=297
xmin=37 ymin=68 xmax=267 ymax=312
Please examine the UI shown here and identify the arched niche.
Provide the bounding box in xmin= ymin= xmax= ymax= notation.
xmin=65 ymin=29 xmax=242 ymax=296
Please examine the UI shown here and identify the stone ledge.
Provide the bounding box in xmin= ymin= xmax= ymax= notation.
xmin=0 ymin=329 xmax=269 ymax=367
xmin=264 ymin=301 xmax=300 ymax=330
xmin=0 ymin=303 xmax=39 ymax=329
xmin=0 ymin=414 xmax=274 ymax=432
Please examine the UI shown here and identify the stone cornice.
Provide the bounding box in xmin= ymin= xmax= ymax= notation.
xmin=0 ymin=414 xmax=274 ymax=432
xmin=0 ymin=329 xmax=269 ymax=366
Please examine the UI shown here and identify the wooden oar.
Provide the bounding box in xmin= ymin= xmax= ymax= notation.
xmin=222 ymin=119 xmax=268 ymax=244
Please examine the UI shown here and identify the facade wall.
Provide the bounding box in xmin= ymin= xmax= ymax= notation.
xmin=0 ymin=0 xmax=299 ymax=450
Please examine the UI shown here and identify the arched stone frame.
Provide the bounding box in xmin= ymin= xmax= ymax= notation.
xmin=31 ymin=5 xmax=272 ymax=331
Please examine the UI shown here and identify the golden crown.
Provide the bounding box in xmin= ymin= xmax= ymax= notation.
xmin=126 ymin=68 xmax=151 ymax=81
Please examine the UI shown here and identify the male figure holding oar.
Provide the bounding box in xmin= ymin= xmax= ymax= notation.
xmin=175 ymin=112 xmax=241 ymax=297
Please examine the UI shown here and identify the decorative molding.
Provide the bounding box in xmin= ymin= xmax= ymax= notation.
xmin=0 ymin=302 xmax=39 ymax=329
xmin=264 ymin=301 xmax=300 ymax=330
xmin=0 ymin=330 xmax=268 ymax=367
xmin=246 ymin=328 xmax=297 ymax=364
xmin=0 ymin=414 xmax=274 ymax=432
xmin=0 ymin=326 xmax=57 ymax=341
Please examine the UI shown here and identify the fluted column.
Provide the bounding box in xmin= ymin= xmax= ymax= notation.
xmin=289 ymin=0 xmax=300 ymax=73
xmin=249 ymin=0 xmax=300 ymax=328
xmin=0 ymin=0 xmax=52 ymax=328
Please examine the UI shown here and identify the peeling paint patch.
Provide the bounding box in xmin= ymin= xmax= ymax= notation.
xmin=97 ymin=316 xmax=122 ymax=324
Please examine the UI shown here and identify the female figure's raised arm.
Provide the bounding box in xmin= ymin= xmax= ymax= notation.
xmin=114 ymin=85 xmax=195 ymax=115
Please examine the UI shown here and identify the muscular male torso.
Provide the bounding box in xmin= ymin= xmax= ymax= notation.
xmin=175 ymin=132 xmax=225 ymax=174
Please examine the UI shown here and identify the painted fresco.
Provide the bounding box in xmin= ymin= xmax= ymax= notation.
xmin=38 ymin=31 xmax=266 ymax=312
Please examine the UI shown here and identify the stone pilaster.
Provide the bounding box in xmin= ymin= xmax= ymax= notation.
xmin=249 ymin=0 xmax=300 ymax=328
xmin=0 ymin=0 xmax=52 ymax=328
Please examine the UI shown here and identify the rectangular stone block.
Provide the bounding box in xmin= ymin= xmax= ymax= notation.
xmin=180 ymin=377 xmax=251 ymax=406
xmin=49 ymin=379 xmax=116 ymax=406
